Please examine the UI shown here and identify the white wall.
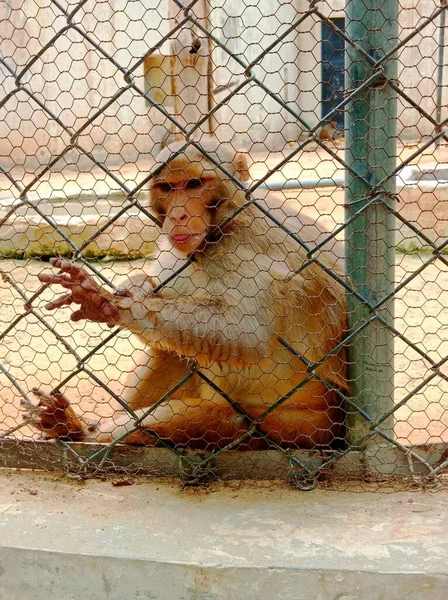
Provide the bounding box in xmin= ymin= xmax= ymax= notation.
xmin=0 ymin=0 xmax=169 ymax=172
xmin=209 ymin=0 xmax=303 ymax=150
xmin=0 ymin=0 xmax=446 ymax=169
xmin=397 ymin=0 xmax=446 ymax=140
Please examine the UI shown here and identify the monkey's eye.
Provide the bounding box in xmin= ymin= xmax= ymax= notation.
xmin=153 ymin=200 xmax=167 ymax=217
xmin=158 ymin=182 xmax=173 ymax=193
xmin=186 ymin=178 xmax=202 ymax=190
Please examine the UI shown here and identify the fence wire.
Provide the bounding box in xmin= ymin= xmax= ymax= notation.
xmin=0 ymin=0 xmax=447 ymax=489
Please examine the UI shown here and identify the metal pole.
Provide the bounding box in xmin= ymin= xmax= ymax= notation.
xmin=203 ymin=0 xmax=215 ymax=136
xmin=436 ymin=1 xmax=446 ymax=148
xmin=345 ymin=1 xmax=398 ymax=444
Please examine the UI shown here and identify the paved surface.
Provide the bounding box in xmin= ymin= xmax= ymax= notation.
xmin=0 ymin=471 xmax=447 ymax=599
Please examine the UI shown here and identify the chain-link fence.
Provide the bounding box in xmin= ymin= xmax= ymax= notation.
xmin=0 ymin=0 xmax=447 ymax=489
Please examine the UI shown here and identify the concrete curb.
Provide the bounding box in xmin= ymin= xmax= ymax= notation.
xmin=0 ymin=472 xmax=446 ymax=600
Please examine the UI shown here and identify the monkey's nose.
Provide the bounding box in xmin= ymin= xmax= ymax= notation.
xmin=172 ymin=211 xmax=188 ymax=224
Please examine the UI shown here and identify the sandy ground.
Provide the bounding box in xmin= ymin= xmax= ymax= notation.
xmin=0 ymin=253 xmax=447 ymax=448
xmin=1 ymin=140 xmax=446 ymax=202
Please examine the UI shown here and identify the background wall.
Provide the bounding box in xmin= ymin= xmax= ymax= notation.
xmin=0 ymin=0 xmax=445 ymax=168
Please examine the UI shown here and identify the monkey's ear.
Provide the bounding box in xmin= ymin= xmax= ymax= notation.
xmin=234 ymin=153 xmax=250 ymax=182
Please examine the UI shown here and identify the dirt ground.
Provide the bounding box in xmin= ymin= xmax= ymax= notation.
xmin=0 ymin=253 xmax=447 ymax=448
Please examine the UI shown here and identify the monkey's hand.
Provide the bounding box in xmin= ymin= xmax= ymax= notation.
xmin=38 ymin=258 xmax=129 ymax=323
xmin=22 ymin=388 xmax=87 ymax=441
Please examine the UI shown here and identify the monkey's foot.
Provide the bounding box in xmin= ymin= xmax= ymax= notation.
xmin=22 ymin=388 xmax=86 ymax=441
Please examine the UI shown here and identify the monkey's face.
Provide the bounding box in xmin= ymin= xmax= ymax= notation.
xmin=151 ymin=143 xmax=249 ymax=255
xmin=152 ymin=176 xmax=219 ymax=255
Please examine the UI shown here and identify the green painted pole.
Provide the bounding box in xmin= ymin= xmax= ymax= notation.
xmin=345 ymin=0 xmax=398 ymax=444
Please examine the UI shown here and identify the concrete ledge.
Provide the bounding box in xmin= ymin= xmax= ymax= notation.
xmin=2 ymin=439 xmax=447 ymax=481
xmin=0 ymin=471 xmax=446 ymax=599
xmin=1 ymin=546 xmax=446 ymax=600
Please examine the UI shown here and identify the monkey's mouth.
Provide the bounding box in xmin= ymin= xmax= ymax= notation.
xmin=171 ymin=234 xmax=192 ymax=244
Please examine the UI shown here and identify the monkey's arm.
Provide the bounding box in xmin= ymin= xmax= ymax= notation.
xmin=118 ymin=291 xmax=270 ymax=365
xmin=39 ymin=259 xmax=270 ymax=365
xmin=38 ymin=258 xmax=129 ymax=323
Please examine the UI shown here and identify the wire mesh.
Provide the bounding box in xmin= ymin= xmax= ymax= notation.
xmin=0 ymin=0 xmax=447 ymax=489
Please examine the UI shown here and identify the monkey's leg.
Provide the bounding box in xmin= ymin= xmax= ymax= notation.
xmin=23 ymin=388 xmax=90 ymax=441
xmin=24 ymin=389 xmax=251 ymax=449
xmin=121 ymin=348 xmax=198 ymax=411
xmin=24 ymin=349 xmax=198 ymax=437
xmin=98 ymin=398 xmax=250 ymax=449
xmin=245 ymin=391 xmax=345 ymax=449
xmin=259 ymin=408 xmax=343 ymax=448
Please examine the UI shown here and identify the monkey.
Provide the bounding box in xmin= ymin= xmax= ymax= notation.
xmin=319 ymin=121 xmax=342 ymax=142
xmin=23 ymin=137 xmax=347 ymax=450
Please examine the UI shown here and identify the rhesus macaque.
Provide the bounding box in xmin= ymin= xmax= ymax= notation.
xmin=319 ymin=121 xmax=340 ymax=142
xmin=24 ymin=138 xmax=347 ymax=450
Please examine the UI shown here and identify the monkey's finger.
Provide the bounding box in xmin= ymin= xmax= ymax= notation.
xmin=71 ymin=309 xmax=87 ymax=322
xmin=31 ymin=387 xmax=50 ymax=401
xmin=103 ymin=301 xmax=119 ymax=317
xmin=25 ymin=404 xmax=46 ymax=418
xmin=78 ymin=277 xmax=103 ymax=293
xmin=50 ymin=391 xmax=70 ymax=408
xmin=43 ymin=260 xmax=104 ymax=295
xmin=69 ymin=287 xmax=114 ymax=310
xmin=22 ymin=413 xmax=43 ymax=429
xmin=44 ymin=293 xmax=73 ymax=310
xmin=71 ymin=301 xmax=118 ymax=323
xmin=71 ymin=308 xmax=114 ymax=322
xmin=31 ymin=388 xmax=66 ymax=409
xmin=49 ymin=258 xmax=90 ymax=280
xmin=49 ymin=257 xmax=77 ymax=272
xmin=38 ymin=273 xmax=75 ymax=288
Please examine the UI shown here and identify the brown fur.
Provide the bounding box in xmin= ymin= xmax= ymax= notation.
xmin=319 ymin=121 xmax=339 ymax=141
